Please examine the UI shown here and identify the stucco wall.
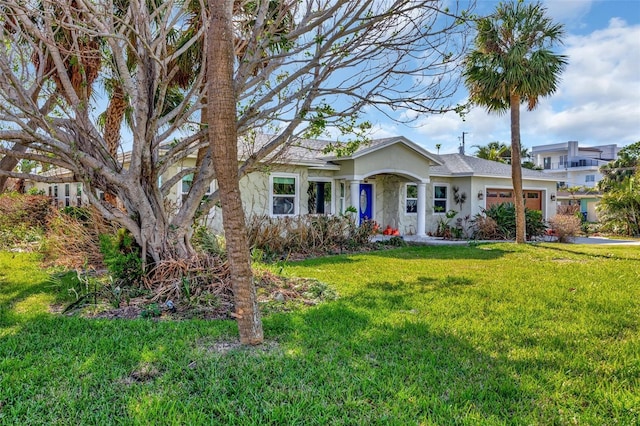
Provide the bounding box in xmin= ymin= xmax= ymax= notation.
xmin=351 ymin=144 xmax=432 ymax=180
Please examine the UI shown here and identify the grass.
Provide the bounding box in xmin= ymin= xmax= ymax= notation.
xmin=1 ymin=243 xmax=639 ymax=425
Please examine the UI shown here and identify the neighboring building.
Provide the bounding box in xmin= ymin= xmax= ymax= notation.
xmin=531 ymin=141 xmax=619 ymax=189
xmin=556 ymin=189 xmax=601 ymax=222
xmin=531 ymin=141 xmax=621 ymax=222
xmin=29 ymin=135 xmax=559 ymax=236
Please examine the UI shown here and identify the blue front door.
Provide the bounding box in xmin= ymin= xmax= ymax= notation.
xmin=359 ymin=183 xmax=373 ymax=222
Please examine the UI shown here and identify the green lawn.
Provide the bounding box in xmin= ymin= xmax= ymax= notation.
xmin=1 ymin=243 xmax=638 ymax=425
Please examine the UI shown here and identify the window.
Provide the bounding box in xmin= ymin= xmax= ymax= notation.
xmin=64 ymin=184 xmax=70 ymax=207
xmin=76 ymin=183 xmax=82 ymax=207
xmin=308 ymin=180 xmax=332 ymax=214
xmin=543 ymin=157 xmax=552 ymax=169
xmin=559 ymin=155 xmax=568 ymax=167
xmin=181 ymin=173 xmax=193 ymax=203
xmin=585 ymin=175 xmax=595 ymax=183
xmin=271 ymin=174 xmax=298 ymax=216
xmin=181 ymin=173 xmax=213 ymax=204
xmin=433 ymin=185 xmax=447 ymax=213
xmin=338 ymin=182 xmax=345 ymax=214
xmin=53 ymin=185 xmax=58 ymax=199
xmin=406 ymin=184 xmax=418 ymax=214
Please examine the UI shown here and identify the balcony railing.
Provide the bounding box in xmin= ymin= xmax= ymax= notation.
xmin=542 ymin=159 xmax=604 ymax=170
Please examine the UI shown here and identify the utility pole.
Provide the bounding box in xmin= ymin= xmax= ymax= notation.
xmin=459 ymin=132 xmax=468 ymax=155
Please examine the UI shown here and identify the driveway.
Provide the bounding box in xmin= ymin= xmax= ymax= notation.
xmin=571 ymin=236 xmax=640 ymax=245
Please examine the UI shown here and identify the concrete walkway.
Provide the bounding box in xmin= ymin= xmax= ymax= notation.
xmin=373 ymin=235 xmax=640 ymax=246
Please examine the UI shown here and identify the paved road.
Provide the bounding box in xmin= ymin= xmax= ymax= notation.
xmin=572 ymin=236 xmax=640 ymax=245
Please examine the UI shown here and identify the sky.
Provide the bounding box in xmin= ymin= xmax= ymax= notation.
xmin=369 ymin=0 xmax=640 ymax=155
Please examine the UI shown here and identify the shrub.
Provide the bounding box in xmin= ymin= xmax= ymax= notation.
xmin=246 ymin=214 xmax=374 ymax=261
xmin=0 ymin=193 xmax=51 ymax=249
xmin=471 ymin=215 xmax=500 ymax=240
xmin=43 ymin=206 xmax=115 ymax=268
xmin=475 ymin=202 xmax=546 ymax=240
xmin=99 ymin=228 xmax=143 ymax=287
xmin=556 ymin=204 xmax=580 ymax=216
xmin=548 ymin=214 xmax=582 ymax=243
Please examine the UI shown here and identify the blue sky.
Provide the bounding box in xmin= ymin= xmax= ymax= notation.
xmin=370 ymin=0 xmax=640 ymax=154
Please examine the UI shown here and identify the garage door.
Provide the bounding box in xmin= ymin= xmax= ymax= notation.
xmin=486 ymin=189 xmax=542 ymax=211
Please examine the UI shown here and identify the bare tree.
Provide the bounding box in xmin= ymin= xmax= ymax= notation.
xmin=0 ymin=0 xmax=474 ymax=263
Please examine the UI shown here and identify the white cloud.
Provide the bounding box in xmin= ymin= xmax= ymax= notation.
xmin=368 ymin=4 xmax=640 ymax=154
xmin=543 ymin=0 xmax=593 ymax=23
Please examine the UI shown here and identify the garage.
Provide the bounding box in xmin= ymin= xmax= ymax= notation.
xmin=486 ymin=189 xmax=542 ymax=211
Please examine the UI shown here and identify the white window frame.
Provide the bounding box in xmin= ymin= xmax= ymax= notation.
xmin=64 ymin=183 xmax=71 ymax=207
xmin=307 ymin=178 xmax=334 ymax=215
xmin=433 ymin=183 xmax=449 ymax=214
xmin=180 ymin=170 xmax=215 ymax=205
xmin=270 ymin=173 xmax=299 ymax=217
xmin=405 ymin=183 xmax=418 ymax=215
xmin=76 ymin=183 xmax=82 ymax=206
xmin=585 ymin=174 xmax=595 ymax=183
xmin=338 ymin=181 xmax=345 ymax=214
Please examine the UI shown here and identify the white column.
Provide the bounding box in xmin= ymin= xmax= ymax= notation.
xmin=416 ymin=182 xmax=427 ymax=236
xmin=350 ymin=180 xmax=361 ymax=225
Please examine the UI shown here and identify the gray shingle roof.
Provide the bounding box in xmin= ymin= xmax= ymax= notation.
xmin=431 ymin=154 xmax=557 ymax=180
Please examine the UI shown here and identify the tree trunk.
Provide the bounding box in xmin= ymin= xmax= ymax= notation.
xmin=510 ymin=93 xmax=526 ymax=243
xmin=103 ymin=83 xmax=128 ymax=206
xmin=207 ymin=0 xmax=263 ymax=345
xmin=0 ymin=143 xmax=26 ymax=191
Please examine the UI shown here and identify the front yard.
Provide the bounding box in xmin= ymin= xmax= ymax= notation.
xmin=1 ymin=243 xmax=638 ymax=424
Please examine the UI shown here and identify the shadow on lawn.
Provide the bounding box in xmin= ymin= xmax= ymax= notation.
xmin=535 ymin=243 xmax=640 ymax=262
xmin=266 ymin=297 xmax=540 ymax=423
xmin=289 ymin=244 xmax=509 ymax=267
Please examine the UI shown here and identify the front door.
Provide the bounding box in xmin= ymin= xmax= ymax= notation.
xmin=359 ymin=183 xmax=373 ymax=222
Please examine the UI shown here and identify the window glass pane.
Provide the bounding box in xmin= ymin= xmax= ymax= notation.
xmin=434 ymin=186 xmax=447 ymax=199
xmin=406 ymin=199 xmax=417 ymax=213
xmin=182 ymin=173 xmax=193 ymax=193
xmin=406 ymin=184 xmax=418 ymax=198
xmin=273 ymin=196 xmax=295 ymax=215
xmin=434 ymin=200 xmax=447 ymax=211
xmin=273 ymin=177 xmax=295 ymax=195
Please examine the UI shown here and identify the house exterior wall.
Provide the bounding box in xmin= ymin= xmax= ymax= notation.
xmin=350 ymin=143 xmax=432 ymax=180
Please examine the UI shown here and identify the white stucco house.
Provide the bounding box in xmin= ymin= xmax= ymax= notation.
xmin=531 ymin=140 xmax=619 ymax=189
xmin=32 ymin=135 xmax=559 ymax=236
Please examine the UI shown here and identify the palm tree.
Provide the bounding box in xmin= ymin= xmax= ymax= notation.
xmin=0 ymin=1 xmax=101 ymax=191
xmin=208 ymin=0 xmax=263 ymax=345
xmin=464 ymin=1 xmax=567 ymax=243
xmin=474 ymin=141 xmax=508 ymax=163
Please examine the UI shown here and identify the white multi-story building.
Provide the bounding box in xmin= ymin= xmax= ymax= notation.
xmin=531 ymin=141 xmax=619 ymax=189
xmin=531 ymin=141 xmax=621 ymax=222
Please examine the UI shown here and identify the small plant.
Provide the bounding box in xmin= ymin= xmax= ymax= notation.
xmin=385 ymin=236 xmax=407 ymax=247
xmin=192 ymin=226 xmax=226 ymax=257
xmin=548 ymin=214 xmax=581 ymax=243
xmin=434 ymin=209 xmax=458 ymax=239
xmin=140 ymin=303 xmax=161 ymax=318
